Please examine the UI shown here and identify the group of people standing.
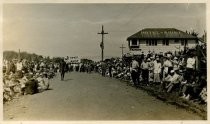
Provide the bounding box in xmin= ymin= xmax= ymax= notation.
xmin=130 ymin=53 xmax=196 ymax=87
xmin=96 ymin=51 xmax=206 ymax=103
xmin=129 ymin=52 xmax=206 ymax=102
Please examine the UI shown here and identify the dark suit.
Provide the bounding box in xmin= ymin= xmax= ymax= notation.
xmin=60 ymin=60 xmax=66 ymax=81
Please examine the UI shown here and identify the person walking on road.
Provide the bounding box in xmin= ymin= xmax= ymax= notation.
xmin=108 ymin=62 xmax=113 ymax=77
xmin=101 ymin=61 xmax=106 ymax=77
xmin=60 ymin=58 xmax=66 ymax=81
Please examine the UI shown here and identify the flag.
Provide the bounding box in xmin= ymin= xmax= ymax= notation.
xmin=100 ymin=42 xmax=104 ymax=49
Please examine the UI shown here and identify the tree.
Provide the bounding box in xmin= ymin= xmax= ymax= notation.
xmin=3 ymin=51 xmax=18 ymax=60
xmin=190 ymin=30 xmax=199 ymax=37
xmin=3 ymin=51 xmax=44 ymax=62
xmin=183 ymin=30 xmax=199 ymax=54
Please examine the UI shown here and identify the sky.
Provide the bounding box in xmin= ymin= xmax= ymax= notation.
xmin=3 ymin=3 xmax=206 ymax=60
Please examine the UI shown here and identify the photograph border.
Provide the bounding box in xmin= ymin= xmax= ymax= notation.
xmin=0 ymin=0 xmax=209 ymax=124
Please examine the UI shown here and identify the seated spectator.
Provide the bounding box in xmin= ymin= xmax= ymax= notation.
xmin=112 ymin=68 xmax=117 ymax=77
xmin=37 ymin=73 xmax=50 ymax=92
xmin=179 ymin=75 xmax=196 ymax=100
xmin=160 ymin=71 xmax=172 ymax=91
xmin=199 ymin=86 xmax=207 ymax=104
xmin=24 ymin=78 xmax=39 ymax=95
xmin=192 ymin=75 xmax=206 ymax=98
xmin=182 ymin=75 xmax=207 ymax=101
xmin=166 ymin=70 xmax=183 ymax=93
xmin=18 ymin=75 xmax=29 ymax=95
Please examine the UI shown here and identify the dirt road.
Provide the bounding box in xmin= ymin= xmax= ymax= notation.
xmin=3 ymin=72 xmax=202 ymax=120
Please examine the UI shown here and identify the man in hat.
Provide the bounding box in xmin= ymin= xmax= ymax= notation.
xmin=60 ymin=58 xmax=67 ymax=81
xmin=108 ymin=62 xmax=113 ymax=77
xmin=101 ymin=61 xmax=107 ymax=77
xmin=131 ymin=57 xmax=140 ymax=87
xmin=140 ymin=58 xmax=149 ymax=84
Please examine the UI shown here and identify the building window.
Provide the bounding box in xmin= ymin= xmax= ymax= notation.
xmin=149 ymin=40 xmax=152 ymax=46
xmin=146 ymin=40 xmax=157 ymax=46
xmin=162 ymin=39 xmax=169 ymax=46
xmin=154 ymin=40 xmax=157 ymax=46
xmin=146 ymin=40 xmax=148 ymax=46
xmin=132 ymin=39 xmax=138 ymax=46
xmin=181 ymin=40 xmax=184 ymax=46
xmin=152 ymin=40 xmax=157 ymax=46
xmin=181 ymin=39 xmax=188 ymax=46
xmin=152 ymin=40 xmax=155 ymax=46
xmin=174 ymin=39 xmax=179 ymax=43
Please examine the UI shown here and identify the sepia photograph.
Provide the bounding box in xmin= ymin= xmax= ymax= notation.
xmin=2 ymin=2 xmax=207 ymax=122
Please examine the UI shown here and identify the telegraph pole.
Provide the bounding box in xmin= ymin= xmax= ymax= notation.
xmin=98 ymin=25 xmax=108 ymax=61
xmin=18 ymin=49 xmax=20 ymax=61
xmin=120 ymin=44 xmax=126 ymax=58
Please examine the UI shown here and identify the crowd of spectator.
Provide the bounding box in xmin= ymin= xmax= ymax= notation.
xmin=3 ymin=45 xmax=206 ymax=106
xmin=96 ymin=48 xmax=207 ymax=104
xmin=3 ymin=58 xmax=58 ymax=103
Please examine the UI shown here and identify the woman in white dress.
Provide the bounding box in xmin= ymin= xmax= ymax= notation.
xmin=153 ymin=58 xmax=162 ymax=84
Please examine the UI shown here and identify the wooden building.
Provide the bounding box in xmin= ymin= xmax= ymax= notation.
xmin=127 ymin=28 xmax=198 ymax=54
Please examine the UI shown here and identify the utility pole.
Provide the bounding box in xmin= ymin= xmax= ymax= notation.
xmin=98 ymin=25 xmax=108 ymax=61
xmin=18 ymin=49 xmax=20 ymax=61
xmin=120 ymin=44 xmax=126 ymax=58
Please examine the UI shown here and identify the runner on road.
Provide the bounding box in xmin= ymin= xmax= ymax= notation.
xmin=60 ymin=58 xmax=67 ymax=81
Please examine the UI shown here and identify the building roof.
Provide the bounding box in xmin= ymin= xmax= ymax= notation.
xmin=127 ymin=28 xmax=197 ymax=40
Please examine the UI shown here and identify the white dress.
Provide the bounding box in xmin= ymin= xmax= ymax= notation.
xmin=153 ymin=62 xmax=161 ymax=83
